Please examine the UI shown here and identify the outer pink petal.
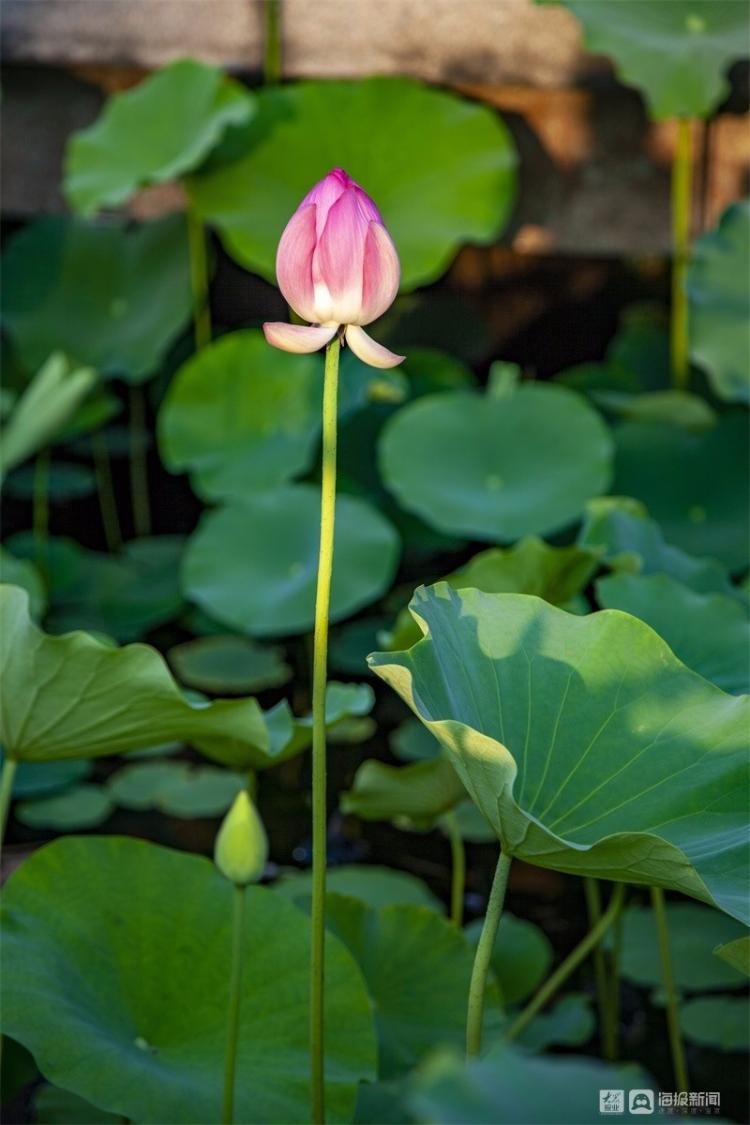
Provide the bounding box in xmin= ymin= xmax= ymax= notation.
xmin=301 ymin=169 xmax=348 ymax=236
xmin=276 ymin=204 xmax=318 ymax=322
xmin=357 ymin=221 xmax=401 ymax=325
xmin=263 ymin=322 xmax=337 ymax=354
xmin=345 ymin=325 xmax=405 ymax=369
xmin=317 ymin=190 xmax=369 ymax=325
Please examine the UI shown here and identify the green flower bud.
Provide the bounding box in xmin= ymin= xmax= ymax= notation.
xmin=214 ymin=791 xmax=268 ymax=886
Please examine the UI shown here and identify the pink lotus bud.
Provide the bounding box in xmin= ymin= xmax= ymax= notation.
xmin=263 ymin=168 xmax=404 ymax=369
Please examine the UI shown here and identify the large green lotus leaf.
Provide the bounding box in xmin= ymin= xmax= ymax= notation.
xmin=168 ymin=634 xmax=292 ymax=694
xmin=577 ymin=498 xmax=742 ymax=602
xmin=618 ymin=902 xmax=747 ymax=991
xmin=0 ymin=546 xmax=46 ymax=619
xmin=369 ymin=585 xmax=750 ymax=924
xmin=182 ymin=484 xmax=400 ymax=636
xmin=275 ymin=865 xmax=442 ymax=913
xmin=341 ymin=756 xmax=466 ymax=829
xmin=9 ymin=533 xmax=184 ymax=642
xmin=387 ymin=537 xmax=601 ymax=650
xmin=379 ymin=384 xmax=612 ymax=541
xmin=688 ymin=200 xmax=750 ymax=404
xmin=1 ymin=837 xmax=376 ymax=1123
xmin=408 ymin=1044 xmax=654 ymax=1125
xmin=597 ymin=572 xmax=750 ymax=694
xmin=0 ymin=585 xmax=276 ymax=768
xmin=64 ymin=59 xmax=255 ymax=215
xmin=680 ymin=996 xmax=749 ymax=1051
xmin=613 ymin=414 xmax=749 ymax=571
xmin=321 ymin=894 xmax=498 ymax=1078
xmin=540 ymin=1 xmax=748 ymax=119
xmin=1 ymin=215 xmax=191 ymax=383
xmin=188 ymin=78 xmax=516 ymax=291
xmin=33 ymin=1085 xmax=119 ymax=1125
xmin=158 ymin=330 xmax=322 ymax=498
xmin=464 ymin=913 xmax=553 ymax=1007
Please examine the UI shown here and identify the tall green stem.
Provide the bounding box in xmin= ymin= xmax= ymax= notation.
xmin=310 ymin=335 xmax=340 ymax=1124
xmin=584 ymin=877 xmax=618 ymax=1060
xmin=92 ymin=430 xmax=122 ymax=553
xmin=651 ymin=886 xmax=689 ymax=1092
xmin=0 ymin=757 xmax=18 ymax=852
xmin=221 ymin=885 xmax=246 ymax=1125
xmin=33 ymin=449 xmax=50 ymax=580
xmin=444 ymin=812 xmax=466 ymax=926
xmin=466 ymin=850 xmax=512 ymax=1058
xmin=264 ymin=0 xmax=282 ymax=84
xmin=187 ymin=206 xmax=211 ymax=352
xmin=671 ymin=117 xmax=693 ymax=389
xmin=129 ymin=384 xmax=151 ymax=538
xmin=505 ymin=881 xmax=625 ymax=1045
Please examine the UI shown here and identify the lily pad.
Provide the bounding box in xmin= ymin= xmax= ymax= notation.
xmin=515 ymin=994 xmax=595 ymax=1053
xmin=15 ymin=784 xmax=114 ymax=831
xmin=10 ymin=758 xmax=92 ymax=800
xmin=4 ymin=462 xmax=96 ymax=501
xmin=680 ymin=996 xmax=749 ymax=1051
xmin=379 ymin=384 xmax=612 ymax=541
xmin=688 ymin=199 xmax=750 ymax=404
xmin=64 ymin=59 xmax=255 ymax=215
xmin=619 ymin=902 xmax=747 ymax=991
xmin=464 ymin=913 xmax=554 ymax=1007
xmin=0 ymin=584 xmax=276 ymax=768
xmin=188 ymin=77 xmax=517 ymax=290
xmin=182 ymin=484 xmax=400 ymax=636
xmin=1 ymin=215 xmax=192 ymax=383
xmin=369 ymin=585 xmax=750 ymax=923
xmin=107 ymin=761 xmax=192 ymax=810
xmin=275 ymin=865 xmax=442 ymax=912
xmin=159 ymin=330 xmax=323 ymax=499
xmin=613 ymin=413 xmax=749 ymax=571
xmin=168 ymin=635 xmax=292 ymax=694
xmin=541 ymin=1 xmax=749 ymax=119
xmin=597 ymin=572 xmax=750 ymax=694
xmin=1 ymin=836 xmax=376 ymax=1123
xmin=330 ymin=616 xmax=390 ymax=676
xmin=341 ymin=757 xmax=466 ymax=829
xmin=714 ymin=936 xmax=750 ymax=978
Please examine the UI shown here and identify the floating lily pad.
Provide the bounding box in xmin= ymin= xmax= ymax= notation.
xmin=4 ymin=462 xmax=96 ymax=501
xmin=275 ymin=865 xmax=442 ymax=912
xmin=597 ymin=572 xmax=750 ymax=694
xmin=619 ymin=902 xmax=747 ymax=991
xmin=15 ymin=784 xmax=114 ymax=831
xmin=0 ymin=585 xmax=274 ymax=767
xmin=65 ymin=59 xmax=255 ymax=215
xmin=341 ymin=757 xmax=466 ymax=829
xmin=680 ymin=996 xmax=749 ymax=1051
xmin=10 ymin=758 xmax=92 ymax=800
xmin=1 ymin=215 xmax=192 ymax=383
xmin=688 ymin=200 xmax=750 ymax=404
xmin=591 ymin=390 xmax=716 ymax=430
xmin=380 ymin=384 xmax=612 ymax=541
xmin=188 ymin=77 xmax=517 ymax=290
xmin=107 ymin=761 xmax=191 ymax=810
xmin=1 ymin=837 xmax=376 ymax=1123
xmin=159 ymin=331 xmax=323 ymax=499
xmin=168 ymin=635 xmax=292 ymax=694
xmin=464 ymin=913 xmax=554 ymax=1007
xmin=541 ymin=1 xmax=748 ymax=119
xmin=182 ymin=485 xmax=400 ymax=636
xmin=370 ymin=586 xmax=750 ymax=923
xmin=516 ymin=994 xmax=595 ymax=1053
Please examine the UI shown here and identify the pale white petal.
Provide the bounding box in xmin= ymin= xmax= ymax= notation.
xmin=345 ymin=325 xmax=405 ymax=369
xmin=263 ymin=322 xmax=338 ymax=354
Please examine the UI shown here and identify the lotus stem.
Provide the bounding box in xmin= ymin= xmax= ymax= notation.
xmin=0 ymin=756 xmax=18 ymax=853
xmin=128 ymin=384 xmax=151 ymax=538
xmin=33 ymin=448 xmax=50 ymax=579
xmin=186 ymin=206 xmax=212 ymax=352
xmin=444 ymin=811 xmax=466 ymax=926
xmin=221 ymin=884 xmax=246 ymax=1125
xmin=505 ymin=880 xmax=626 ymax=1045
xmin=651 ymin=886 xmax=690 ymax=1092
xmin=671 ymin=117 xmax=693 ymax=389
xmin=264 ymin=0 xmax=283 ymax=85
xmin=584 ymin=876 xmax=619 ymax=1059
xmin=310 ymin=334 xmax=341 ymax=1123
xmin=92 ymin=429 xmax=122 ymax=553
xmin=466 ymin=849 xmax=512 ymax=1057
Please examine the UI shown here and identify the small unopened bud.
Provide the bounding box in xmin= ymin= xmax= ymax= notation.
xmin=214 ymin=791 xmax=268 ymax=886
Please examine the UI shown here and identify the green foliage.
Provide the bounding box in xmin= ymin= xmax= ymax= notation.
xmin=1 ymin=837 xmax=376 ymax=1123
xmin=1 ymin=215 xmax=191 ymax=383
xmin=33 ymin=1085 xmax=119 ymax=1125
xmin=5 ymin=461 xmax=96 ymax=502
xmin=188 ymin=77 xmax=517 ymax=290
xmin=10 ymin=757 xmax=91 ymax=799
xmin=276 ymin=865 xmax=442 ymax=912
xmin=541 ymin=1 xmax=748 ymax=119
xmin=688 ymin=200 xmax=750 ymax=404
xmin=15 ymin=784 xmax=114 ymax=830
xmin=370 ymin=585 xmax=750 ymax=923
xmin=182 ymin=485 xmax=400 ymax=636
xmin=714 ymin=936 xmax=750 ymax=978
xmin=168 ymin=634 xmax=292 ymax=694
xmin=65 ymin=59 xmax=255 ymax=215
xmin=107 ymin=761 xmax=246 ymax=817
xmin=0 ymin=547 xmax=46 ymax=618
xmin=342 ymin=757 xmax=466 ymax=829
xmin=680 ymin=996 xmax=749 ymax=1051
xmin=379 ymin=383 xmax=612 ymax=541
xmin=619 ymin=902 xmax=748 ymax=991
xmin=464 ymin=913 xmax=553 ymax=1006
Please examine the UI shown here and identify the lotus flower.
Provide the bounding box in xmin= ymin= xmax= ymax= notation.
xmin=263 ymin=168 xmax=404 ymax=369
